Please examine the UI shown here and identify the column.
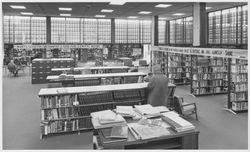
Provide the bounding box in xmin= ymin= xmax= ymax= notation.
xmin=151 ymin=16 xmax=159 ymax=46
xmin=193 ymin=3 xmax=206 ymax=47
xmin=111 ymin=18 xmax=115 ymax=44
xmin=46 ymin=16 xmax=51 ymax=44
xmin=165 ymin=21 xmax=170 ymax=45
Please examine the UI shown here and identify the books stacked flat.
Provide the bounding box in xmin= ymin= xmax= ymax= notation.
xmin=91 ymin=110 xmax=126 ymax=129
xmin=161 ymin=111 xmax=195 ymax=132
xmin=134 ymin=104 xmax=162 ymax=118
xmin=116 ymin=106 xmax=135 ymax=117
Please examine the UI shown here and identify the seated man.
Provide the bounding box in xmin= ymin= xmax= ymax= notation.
xmin=7 ymin=60 xmax=20 ymax=77
xmin=144 ymin=72 xmax=169 ymax=106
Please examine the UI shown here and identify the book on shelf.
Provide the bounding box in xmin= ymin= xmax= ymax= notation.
xmin=161 ymin=111 xmax=195 ymax=133
xmin=134 ymin=104 xmax=161 ymax=118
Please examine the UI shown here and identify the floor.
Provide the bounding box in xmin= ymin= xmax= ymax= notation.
xmin=2 ymin=62 xmax=248 ymax=149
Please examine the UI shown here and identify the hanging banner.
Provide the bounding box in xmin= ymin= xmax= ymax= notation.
xmin=14 ymin=44 xmax=103 ymax=49
xmin=152 ymin=45 xmax=247 ymax=60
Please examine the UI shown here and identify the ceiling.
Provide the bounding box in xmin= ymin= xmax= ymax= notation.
xmin=2 ymin=2 xmax=247 ymax=20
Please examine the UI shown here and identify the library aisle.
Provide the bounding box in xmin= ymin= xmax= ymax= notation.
xmin=2 ymin=67 xmax=247 ymax=149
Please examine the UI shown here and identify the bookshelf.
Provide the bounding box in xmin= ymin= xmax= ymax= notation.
xmin=227 ymin=58 xmax=248 ymax=113
xmin=159 ymin=52 xmax=191 ymax=85
xmin=47 ymin=72 xmax=147 ymax=87
xmin=38 ymin=83 xmax=149 ymax=138
xmin=32 ymin=58 xmax=74 ymax=84
xmin=190 ymin=55 xmax=228 ymax=96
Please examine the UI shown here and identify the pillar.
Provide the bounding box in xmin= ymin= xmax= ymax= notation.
xmin=46 ymin=16 xmax=51 ymax=44
xmin=193 ymin=3 xmax=206 ymax=47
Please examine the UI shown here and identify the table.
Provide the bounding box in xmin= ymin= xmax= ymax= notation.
xmin=94 ymin=118 xmax=199 ymax=149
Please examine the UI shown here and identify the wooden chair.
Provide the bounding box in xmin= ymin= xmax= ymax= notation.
xmin=173 ymin=96 xmax=198 ymax=120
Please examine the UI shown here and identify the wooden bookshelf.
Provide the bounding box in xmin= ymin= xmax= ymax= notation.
xmin=47 ymin=72 xmax=147 ymax=87
xmin=38 ymin=83 xmax=176 ymax=138
xmin=51 ymin=66 xmax=130 ymax=75
xmin=227 ymin=58 xmax=248 ymax=113
xmin=190 ymin=55 xmax=228 ymax=96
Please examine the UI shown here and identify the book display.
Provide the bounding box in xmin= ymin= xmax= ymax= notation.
xmin=38 ymin=83 xmax=149 ymax=138
xmin=228 ymin=58 xmax=248 ymax=112
xmin=190 ymin=56 xmax=228 ymax=96
xmin=32 ymin=58 xmax=74 ymax=84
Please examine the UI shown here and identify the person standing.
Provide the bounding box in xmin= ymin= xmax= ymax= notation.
xmin=144 ymin=73 xmax=169 ymax=106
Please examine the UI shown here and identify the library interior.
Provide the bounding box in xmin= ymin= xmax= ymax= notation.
xmin=1 ymin=1 xmax=248 ymax=150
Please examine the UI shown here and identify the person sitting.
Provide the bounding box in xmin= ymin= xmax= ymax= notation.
xmin=7 ymin=60 xmax=20 ymax=77
xmin=144 ymin=72 xmax=169 ymax=106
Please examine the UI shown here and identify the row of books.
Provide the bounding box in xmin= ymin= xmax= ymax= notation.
xmin=41 ymin=119 xmax=79 ymax=135
xmin=213 ymin=87 xmax=227 ymax=93
xmin=168 ymin=62 xmax=183 ymax=67
xmin=233 ymin=84 xmax=248 ymax=92
xmin=195 ymin=67 xmax=212 ymax=73
xmin=113 ymin=89 xmax=142 ymax=100
xmin=193 ymin=73 xmax=211 ymax=80
xmin=41 ymin=94 xmax=77 ymax=109
xmin=231 ymin=65 xmax=248 ymax=73
xmin=230 ymin=92 xmax=248 ymax=102
xmin=193 ymin=88 xmax=213 ymax=95
xmin=41 ymin=107 xmax=78 ymax=121
xmin=211 ymin=67 xmax=227 ymax=72
xmin=168 ymin=68 xmax=183 ymax=73
xmin=231 ymin=102 xmax=248 ymax=111
xmin=78 ymin=92 xmax=113 ymax=105
xmin=214 ymin=73 xmax=227 ymax=79
xmin=231 ymin=74 xmax=247 ymax=82
xmin=78 ymin=104 xmax=113 ymax=116
xmin=168 ymin=73 xmax=185 ymax=79
xmin=211 ymin=59 xmax=224 ymax=66
xmin=74 ymin=79 xmax=100 ymax=86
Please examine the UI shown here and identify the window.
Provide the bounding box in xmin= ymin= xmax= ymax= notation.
xmin=3 ymin=16 xmax=10 ymax=43
xmin=158 ymin=21 xmax=166 ymax=44
xmin=98 ymin=19 xmax=111 ymax=43
xmin=31 ymin=17 xmax=46 ymax=43
xmin=51 ymin=17 xmax=66 ymax=43
xmin=66 ymin=18 xmax=80 ymax=43
xmin=185 ymin=17 xmax=193 ymax=44
xmin=127 ymin=20 xmax=139 ymax=43
xmin=14 ymin=16 xmax=31 ymax=43
xmin=83 ymin=18 xmax=98 ymax=43
xmin=169 ymin=20 xmax=175 ymax=44
xmin=140 ymin=20 xmax=151 ymax=44
xmin=175 ymin=19 xmax=184 ymax=44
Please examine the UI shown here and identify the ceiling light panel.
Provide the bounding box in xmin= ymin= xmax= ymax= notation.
xmin=139 ymin=11 xmax=152 ymax=14
xmin=128 ymin=16 xmax=137 ymax=19
xmin=10 ymin=5 xmax=26 ymax=9
xmin=60 ymin=14 xmax=71 ymax=16
xmin=155 ymin=4 xmax=172 ymax=8
xmin=59 ymin=8 xmax=72 ymax=11
xmin=21 ymin=12 xmax=33 ymax=15
xmin=101 ymin=9 xmax=114 ymax=13
xmin=206 ymin=7 xmax=212 ymax=10
xmin=173 ymin=13 xmax=185 ymax=16
xmin=109 ymin=1 xmax=126 ymax=5
xmin=95 ymin=15 xmax=106 ymax=18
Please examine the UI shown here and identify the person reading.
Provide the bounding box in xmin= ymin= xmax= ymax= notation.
xmin=7 ymin=60 xmax=20 ymax=77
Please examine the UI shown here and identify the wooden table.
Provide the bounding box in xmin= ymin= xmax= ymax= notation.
xmin=94 ymin=118 xmax=199 ymax=149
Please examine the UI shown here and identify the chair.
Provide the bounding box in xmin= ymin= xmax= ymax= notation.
xmin=173 ymin=96 xmax=198 ymax=120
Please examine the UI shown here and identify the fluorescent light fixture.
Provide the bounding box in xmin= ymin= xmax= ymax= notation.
xmin=60 ymin=13 xmax=71 ymax=16
xmin=139 ymin=11 xmax=152 ymax=14
xmin=21 ymin=12 xmax=33 ymax=15
xmin=173 ymin=13 xmax=185 ymax=16
xmin=159 ymin=17 xmax=167 ymax=20
xmin=101 ymin=9 xmax=114 ymax=13
xmin=10 ymin=5 xmax=26 ymax=9
xmin=95 ymin=15 xmax=106 ymax=18
xmin=155 ymin=4 xmax=172 ymax=8
xmin=128 ymin=16 xmax=137 ymax=19
xmin=206 ymin=7 xmax=212 ymax=10
xmin=59 ymin=8 xmax=72 ymax=11
xmin=109 ymin=1 xmax=126 ymax=5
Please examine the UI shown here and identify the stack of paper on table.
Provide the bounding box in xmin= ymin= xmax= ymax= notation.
xmin=134 ymin=104 xmax=161 ymax=118
xmin=116 ymin=106 xmax=135 ymax=117
xmin=128 ymin=123 xmax=170 ymax=140
xmin=91 ymin=110 xmax=126 ymax=129
xmin=161 ymin=111 xmax=195 ymax=132
xmin=154 ymin=106 xmax=170 ymax=113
